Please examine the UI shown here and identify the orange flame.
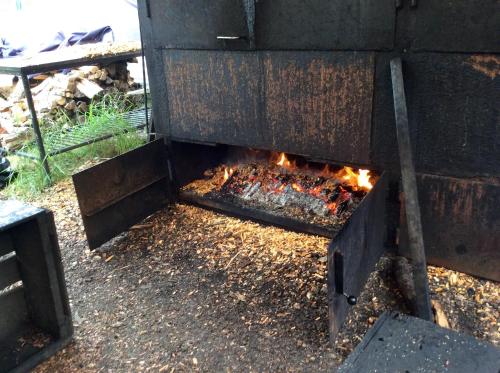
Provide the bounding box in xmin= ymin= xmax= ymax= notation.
xmin=342 ymin=167 xmax=373 ymax=191
xmin=276 ymin=152 xmax=291 ymax=168
xmin=223 ymin=167 xmax=234 ymax=182
xmin=357 ymin=169 xmax=373 ymax=190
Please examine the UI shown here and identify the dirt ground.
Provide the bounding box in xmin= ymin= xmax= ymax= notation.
xmin=2 ymin=179 xmax=498 ymax=372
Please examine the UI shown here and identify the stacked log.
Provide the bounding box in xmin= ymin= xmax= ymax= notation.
xmin=0 ymin=61 xmax=139 ymax=151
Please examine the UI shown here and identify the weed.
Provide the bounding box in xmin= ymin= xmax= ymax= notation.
xmin=3 ymin=93 xmax=146 ymax=199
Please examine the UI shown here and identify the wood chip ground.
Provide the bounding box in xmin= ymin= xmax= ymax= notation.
xmin=1 ymin=179 xmax=497 ymax=372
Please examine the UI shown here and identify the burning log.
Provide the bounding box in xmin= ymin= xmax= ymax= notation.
xmin=182 ymin=151 xmax=377 ymax=231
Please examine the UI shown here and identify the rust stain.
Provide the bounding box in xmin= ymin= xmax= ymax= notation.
xmin=165 ymin=51 xmax=259 ymax=142
xmin=465 ymin=55 xmax=500 ymax=79
xmin=424 ymin=174 xmax=487 ymax=225
xmin=264 ymin=53 xmax=374 ymax=163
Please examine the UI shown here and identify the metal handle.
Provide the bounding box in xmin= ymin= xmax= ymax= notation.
xmin=216 ymin=36 xmax=243 ymax=40
xmin=334 ymin=251 xmax=357 ymax=306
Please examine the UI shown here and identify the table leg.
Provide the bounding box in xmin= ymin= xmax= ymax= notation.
xmin=21 ymin=73 xmax=51 ymax=179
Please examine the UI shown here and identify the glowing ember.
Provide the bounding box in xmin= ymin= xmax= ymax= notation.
xmin=291 ymin=183 xmax=303 ymax=192
xmin=183 ymin=151 xmax=378 ymax=227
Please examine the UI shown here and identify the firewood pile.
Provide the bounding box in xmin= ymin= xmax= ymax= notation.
xmin=0 ymin=61 xmax=139 ymax=151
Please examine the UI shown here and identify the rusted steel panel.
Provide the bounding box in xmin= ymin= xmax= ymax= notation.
xmin=263 ymin=52 xmax=374 ymax=164
xmin=165 ymin=50 xmax=263 ymax=148
xmin=411 ymin=0 xmax=499 ymax=53
xmin=148 ymin=0 xmax=250 ymax=50
xmin=400 ymin=174 xmax=500 ymax=281
xmin=405 ymin=54 xmax=500 ymax=178
xmin=73 ymin=140 xmax=170 ymax=249
xmin=255 ymin=0 xmax=395 ymax=50
xmin=73 ymin=139 xmax=169 ymax=217
xmin=328 ymin=173 xmax=388 ymax=341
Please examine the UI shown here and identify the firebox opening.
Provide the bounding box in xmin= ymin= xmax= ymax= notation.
xmin=170 ymin=141 xmax=379 ymax=238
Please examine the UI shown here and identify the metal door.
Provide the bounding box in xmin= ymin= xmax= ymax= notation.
xmin=255 ymin=0 xmax=396 ymax=50
xmin=72 ymin=139 xmax=170 ymax=249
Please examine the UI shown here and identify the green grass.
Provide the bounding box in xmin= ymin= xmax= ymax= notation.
xmin=3 ymin=93 xmax=146 ymax=199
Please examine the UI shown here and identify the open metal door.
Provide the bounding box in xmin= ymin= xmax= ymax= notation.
xmin=327 ymin=173 xmax=389 ymax=341
xmin=72 ymin=139 xmax=170 ymax=249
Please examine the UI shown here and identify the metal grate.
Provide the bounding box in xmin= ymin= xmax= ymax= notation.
xmin=13 ymin=107 xmax=147 ymax=159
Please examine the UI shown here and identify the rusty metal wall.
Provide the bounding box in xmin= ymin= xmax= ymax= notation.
xmin=137 ymin=0 xmax=499 ymax=280
xmin=400 ymin=174 xmax=500 ymax=281
xmin=165 ymin=50 xmax=374 ymax=165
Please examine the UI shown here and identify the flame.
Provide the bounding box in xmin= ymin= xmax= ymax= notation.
xmin=223 ymin=167 xmax=234 ymax=182
xmin=291 ymin=183 xmax=303 ymax=192
xmin=276 ymin=152 xmax=291 ymax=168
xmin=342 ymin=167 xmax=373 ymax=191
xmin=357 ymin=169 xmax=373 ymax=190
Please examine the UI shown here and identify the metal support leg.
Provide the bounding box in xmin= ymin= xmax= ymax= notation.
xmin=21 ymin=73 xmax=50 ymax=178
xmin=390 ymin=58 xmax=433 ymax=321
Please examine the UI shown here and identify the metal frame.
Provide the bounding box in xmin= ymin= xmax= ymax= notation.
xmin=0 ymin=50 xmax=142 ymax=179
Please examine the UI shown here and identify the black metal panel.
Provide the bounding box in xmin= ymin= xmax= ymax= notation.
xmin=262 ymin=51 xmax=374 ymax=165
xmin=339 ymin=312 xmax=500 ymax=373
xmin=164 ymin=50 xmax=263 ymax=148
xmin=180 ymin=191 xmax=335 ymax=239
xmin=0 ymin=254 xmax=20 ymax=291
xmin=400 ymin=174 xmax=500 ymax=282
xmin=404 ymin=54 xmax=500 ymax=178
xmin=411 ymin=0 xmax=500 ymax=53
xmin=327 ymin=173 xmax=388 ymax=340
xmin=147 ymin=0 xmax=251 ymax=50
xmin=72 ymin=140 xmax=170 ymax=249
xmin=0 ymin=288 xmax=28 ymax=341
xmin=255 ymin=0 xmax=395 ymax=50
xmin=164 ymin=50 xmax=374 ymax=165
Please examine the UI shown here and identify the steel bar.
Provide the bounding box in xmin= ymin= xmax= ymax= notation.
xmin=390 ymin=57 xmax=433 ymax=321
xmin=48 ymin=125 xmax=145 ymax=157
xmin=180 ymin=191 xmax=335 ymax=239
xmin=21 ymin=73 xmax=51 ymax=178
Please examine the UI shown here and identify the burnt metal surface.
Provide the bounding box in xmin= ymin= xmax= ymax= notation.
xmin=338 ymin=312 xmax=500 ymax=373
xmin=0 ymin=207 xmax=72 ymax=373
xmin=406 ymin=54 xmax=500 ymax=178
xmin=400 ymin=174 xmax=500 ymax=282
xmin=165 ymin=50 xmax=374 ymax=165
xmin=255 ymin=0 xmax=395 ymax=50
xmin=263 ymin=51 xmax=374 ymax=165
xmin=72 ymin=139 xmax=170 ymax=249
xmin=327 ymin=173 xmax=388 ymax=340
xmin=164 ymin=51 xmax=262 ymax=148
xmin=390 ymin=58 xmax=432 ymax=321
xmin=410 ymin=0 xmax=500 ymax=53
xmin=147 ymin=0 xmax=251 ymax=50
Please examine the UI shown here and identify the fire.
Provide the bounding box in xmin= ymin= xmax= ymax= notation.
xmin=342 ymin=167 xmax=373 ymax=191
xmin=223 ymin=167 xmax=234 ymax=182
xmin=357 ymin=169 xmax=373 ymax=190
xmin=276 ymin=152 xmax=291 ymax=168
